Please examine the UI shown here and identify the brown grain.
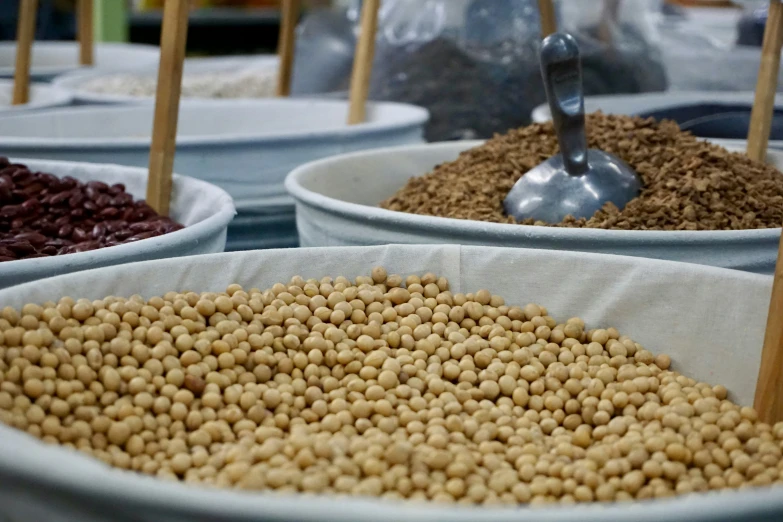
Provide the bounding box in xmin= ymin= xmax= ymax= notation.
xmin=1 ymin=269 xmax=782 ymax=505
xmin=381 ymin=113 xmax=783 ymax=231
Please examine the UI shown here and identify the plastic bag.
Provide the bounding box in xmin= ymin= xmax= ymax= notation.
xmin=333 ymin=0 xmax=668 ymax=141
xmin=656 ymin=1 xmax=783 ymax=93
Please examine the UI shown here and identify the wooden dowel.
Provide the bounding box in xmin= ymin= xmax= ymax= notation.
xmin=78 ymin=0 xmax=94 ymax=66
xmin=753 ymin=1 xmax=783 ymax=424
xmin=598 ymin=0 xmax=621 ymax=45
xmin=276 ymin=0 xmax=300 ymax=97
xmin=537 ymin=0 xmax=557 ymax=39
xmin=13 ymin=0 xmax=38 ymax=106
xmin=146 ymin=0 xmax=189 ymax=217
xmin=347 ymin=0 xmax=380 ymax=125
xmin=747 ymin=0 xmax=783 ymax=163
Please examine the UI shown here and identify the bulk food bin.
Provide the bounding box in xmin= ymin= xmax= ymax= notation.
xmin=0 ymin=79 xmax=72 ymax=113
xmin=0 ymin=41 xmax=161 ymax=82
xmin=0 ymin=244 xmax=779 ymax=521
xmin=0 ymin=99 xmax=428 ymax=251
xmin=52 ymin=55 xmax=281 ymax=105
xmin=0 ymin=158 xmax=235 ymax=289
xmin=285 ymin=142 xmax=783 ymax=274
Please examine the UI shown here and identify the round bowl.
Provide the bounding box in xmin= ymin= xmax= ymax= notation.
xmin=0 ymin=79 xmax=72 ymax=113
xmin=0 ymin=99 xmax=428 ymax=205
xmin=0 ymin=41 xmax=160 ymax=82
xmin=0 ymin=158 xmax=235 ymax=288
xmin=0 ymin=244 xmax=778 ymax=521
xmin=285 ymin=141 xmax=783 ymax=274
xmin=531 ymin=92 xmax=783 ymax=150
xmin=0 ymin=99 xmax=427 ymax=251
xmin=52 ymin=55 xmax=280 ymax=105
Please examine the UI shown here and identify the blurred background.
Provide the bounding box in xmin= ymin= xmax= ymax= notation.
xmin=0 ymin=1 xmax=767 ymax=55
xmin=0 ymin=0 xmax=331 ymax=54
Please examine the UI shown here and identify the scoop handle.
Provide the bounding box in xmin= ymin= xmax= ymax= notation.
xmin=540 ymin=32 xmax=588 ymax=176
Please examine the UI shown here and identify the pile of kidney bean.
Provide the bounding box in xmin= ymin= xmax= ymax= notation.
xmin=0 ymin=157 xmax=184 ymax=263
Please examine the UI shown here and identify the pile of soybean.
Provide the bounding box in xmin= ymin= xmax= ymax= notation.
xmin=381 ymin=113 xmax=783 ymax=231
xmin=0 ymin=268 xmax=781 ymax=505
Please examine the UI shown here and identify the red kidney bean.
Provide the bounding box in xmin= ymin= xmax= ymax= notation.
xmin=68 ymin=192 xmax=85 ymax=207
xmin=129 ymin=221 xmax=157 ymax=233
xmin=126 ymin=231 xmax=157 ymax=242
xmin=71 ymin=228 xmax=89 ymax=243
xmin=87 ymin=180 xmax=109 ymax=191
xmin=98 ymin=207 xmax=120 ymax=219
xmin=7 ymin=241 xmax=35 ymax=255
xmin=0 ymin=157 xmax=185 ymax=264
xmin=14 ymin=232 xmax=47 ymax=246
xmin=11 ymin=170 xmax=30 ymax=182
xmin=95 ymin=194 xmax=111 ymax=208
xmin=0 ymin=205 xmax=21 ymax=218
xmin=92 ymin=223 xmax=106 ymax=239
xmin=50 ymin=191 xmax=71 ymax=205
xmin=21 ymin=199 xmax=39 ymax=212
xmin=113 ymin=229 xmax=133 ymax=241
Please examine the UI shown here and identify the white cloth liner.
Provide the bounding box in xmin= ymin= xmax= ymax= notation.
xmin=0 ymin=244 xmax=778 ymax=521
xmin=52 ymin=55 xmax=280 ymax=105
xmin=286 ymin=142 xmax=783 ymax=274
xmin=0 ymin=158 xmax=236 ymax=288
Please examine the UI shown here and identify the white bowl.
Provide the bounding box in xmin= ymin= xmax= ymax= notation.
xmin=285 ymin=141 xmax=783 ymax=274
xmin=0 ymin=42 xmax=160 ymax=82
xmin=0 ymin=158 xmax=235 ymax=288
xmin=0 ymin=244 xmax=778 ymax=521
xmin=52 ymin=55 xmax=280 ymax=105
xmin=0 ymin=99 xmax=428 ymax=206
xmin=0 ymin=79 xmax=72 ymax=113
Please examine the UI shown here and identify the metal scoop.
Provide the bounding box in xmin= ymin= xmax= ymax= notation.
xmin=503 ymin=32 xmax=642 ymax=223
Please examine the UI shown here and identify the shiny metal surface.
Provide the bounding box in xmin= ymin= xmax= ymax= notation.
xmin=504 ymin=32 xmax=642 ymax=223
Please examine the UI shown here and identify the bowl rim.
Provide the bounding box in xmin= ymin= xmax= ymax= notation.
xmin=0 ymin=80 xmax=73 ymax=113
xmin=1 ymin=441 xmax=781 ymax=522
xmin=0 ymin=157 xmax=236 ymax=275
xmin=0 ymin=99 xmax=430 ymax=149
xmin=51 ymin=54 xmax=282 ymax=105
xmin=0 ymin=246 xmax=779 ymax=520
xmin=0 ymin=41 xmax=161 ymax=78
xmin=285 ymin=140 xmax=783 ymax=242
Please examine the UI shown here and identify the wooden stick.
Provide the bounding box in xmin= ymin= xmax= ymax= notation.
xmin=78 ymin=0 xmax=94 ymax=66
xmin=13 ymin=0 xmax=38 ymax=106
xmin=276 ymin=0 xmax=300 ymax=97
xmin=146 ymin=0 xmax=189 ymax=217
xmin=754 ymin=1 xmax=783 ymax=424
xmin=347 ymin=0 xmax=380 ymax=125
xmin=598 ymin=0 xmax=621 ymax=45
xmin=747 ymin=0 xmax=783 ymax=162
xmin=537 ymin=0 xmax=557 ymax=38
